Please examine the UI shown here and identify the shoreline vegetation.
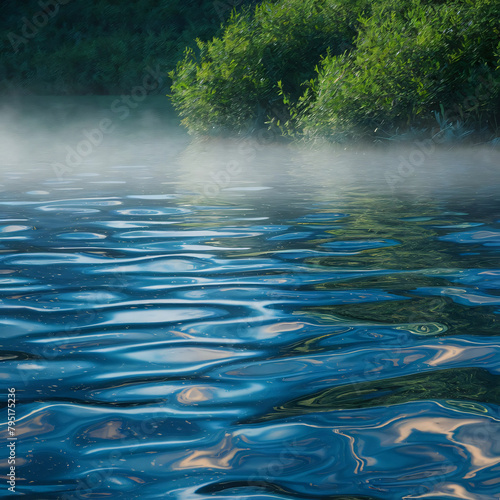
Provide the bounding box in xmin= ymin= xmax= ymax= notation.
xmin=169 ymin=0 xmax=500 ymax=145
xmin=1 ymin=0 xmax=499 ymax=145
xmin=1 ymin=0 xmax=245 ymax=94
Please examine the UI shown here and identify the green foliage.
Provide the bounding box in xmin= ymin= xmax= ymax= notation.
xmin=169 ymin=0 xmax=500 ymax=140
xmin=169 ymin=0 xmax=367 ymax=134
xmin=0 ymin=0 xmax=236 ymax=95
xmin=4 ymin=0 xmax=498 ymax=140
xmin=297 ymin=0 xmax=500 ymax=140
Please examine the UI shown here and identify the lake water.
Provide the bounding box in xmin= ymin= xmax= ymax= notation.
xmin=1 ymin=98 xmax=500 ymax=499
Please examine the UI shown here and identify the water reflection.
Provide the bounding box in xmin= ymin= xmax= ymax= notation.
xmin=0 ymin=130 xmax=499 ymax=499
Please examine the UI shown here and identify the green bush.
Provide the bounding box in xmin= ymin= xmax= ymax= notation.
xmin=295 ymin=0 xmax=500 ymax=140
xmin=170 ymin=0 xmax=499 ymax=141
xmin=169 ymin=0 xmax=367 ymax=135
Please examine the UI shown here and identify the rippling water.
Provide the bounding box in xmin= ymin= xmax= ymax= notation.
xmin=1 ymin=105 xmax=500 ymax=499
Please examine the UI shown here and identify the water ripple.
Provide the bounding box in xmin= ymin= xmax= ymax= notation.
xmin=1 ymin=159 xmax=499 ymax=499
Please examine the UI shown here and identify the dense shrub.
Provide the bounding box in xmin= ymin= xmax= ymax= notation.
xmin=3 ymin=0 xmax=498 ymax=141
xmin=169 ymin=0 xmax=367 ymax=134
xmin=170 ymin=0 xmax=499 ymax=140
xmin=296 ymin=0 xmax=500 ymax=140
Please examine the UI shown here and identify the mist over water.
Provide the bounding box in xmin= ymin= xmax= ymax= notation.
xmin=1 ymin=98 xmax=500 ymax=499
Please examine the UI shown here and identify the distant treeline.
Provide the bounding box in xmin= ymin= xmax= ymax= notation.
xmin=0 ymin=0 xmax=259 ymax=95
xmin=170 ymin=0 xmax=500 ymax=142
xmin=2 ymin=0 xmax=499 ymax=142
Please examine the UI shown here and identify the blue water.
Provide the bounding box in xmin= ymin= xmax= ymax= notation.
xmin=0 ymin=131 xmax=500 ymax=499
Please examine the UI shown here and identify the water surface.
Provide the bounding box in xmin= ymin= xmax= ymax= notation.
xmin=0 ymin=101 xmax=500 ymax=499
